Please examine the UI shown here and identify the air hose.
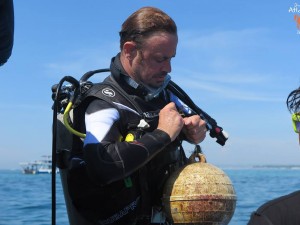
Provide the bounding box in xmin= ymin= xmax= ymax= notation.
xmin=63 ymin=102 xmax=86 ymax=138
xmin=51 ymin=76 xmax=80 ymax=225
xmin=167 ymin=81 xmax=228 ymax=146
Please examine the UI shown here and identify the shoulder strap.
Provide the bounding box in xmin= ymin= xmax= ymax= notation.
xmin=83 ymin=76 xmax=144 ymax=118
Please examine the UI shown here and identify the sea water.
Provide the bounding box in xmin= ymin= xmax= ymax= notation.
xmin=0 ymin=167 xmax=299 ymax=225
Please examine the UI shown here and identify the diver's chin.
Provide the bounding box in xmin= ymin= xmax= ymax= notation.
xmin=149 ymin=83 xmax=163 ymax=89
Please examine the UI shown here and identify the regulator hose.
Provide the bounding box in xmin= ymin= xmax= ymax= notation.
xmin=167 ymin=80 xmax=228 ymax=146
xmin=63 ymin=101 xmax=86 ymax=138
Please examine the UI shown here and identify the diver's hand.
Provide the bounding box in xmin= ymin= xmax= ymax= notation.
xmin=182 ymin=115 xmax=206 ymax=144
xmin=157 ymin=102 xmax=184 ymax=142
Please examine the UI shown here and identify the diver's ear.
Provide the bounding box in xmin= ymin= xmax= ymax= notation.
xmin=123 ymin=41 xmax=137 ymax=61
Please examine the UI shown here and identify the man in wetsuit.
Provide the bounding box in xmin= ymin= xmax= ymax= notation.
xmin=247 ymin=87 xmax=300 ymax=225
xmin=67 ymin=7 xmax=207 ymax=225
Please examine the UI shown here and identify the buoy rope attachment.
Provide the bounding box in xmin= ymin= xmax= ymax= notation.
xmin=188 ymin=144 xmax=207 ymax=163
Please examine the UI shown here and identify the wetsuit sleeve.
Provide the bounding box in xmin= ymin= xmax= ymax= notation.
xmin=83 ymin=99 xmax=171 ymax=185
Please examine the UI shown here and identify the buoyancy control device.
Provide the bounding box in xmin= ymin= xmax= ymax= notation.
xmin=51 ymin=68 xmax=229 ymax=225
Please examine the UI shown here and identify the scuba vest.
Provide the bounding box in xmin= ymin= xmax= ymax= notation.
xmin=51 ymin=68 xmax=228 ymax=225
xmin=54 ymin=69 xmax=186 ymax=224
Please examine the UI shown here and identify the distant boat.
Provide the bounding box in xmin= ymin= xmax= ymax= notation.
xmin=20 ymin=155 xmax=58 ymax=174
xmin=19 ymin=161 xmax=39 ymax=174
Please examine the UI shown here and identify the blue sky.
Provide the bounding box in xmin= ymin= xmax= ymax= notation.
xmin=1 ymin=0 xmax=300 ymax=169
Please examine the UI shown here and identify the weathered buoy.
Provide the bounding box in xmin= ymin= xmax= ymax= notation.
xmin=162 ymin=153 xmax=236 ymax=225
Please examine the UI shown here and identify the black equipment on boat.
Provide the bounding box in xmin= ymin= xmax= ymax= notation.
xmin=0 ymin=0 xmax=14 ymax=66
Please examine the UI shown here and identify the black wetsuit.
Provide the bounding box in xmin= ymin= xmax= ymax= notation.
xmin=68 ymin=54 xmax=189 ymax=224
xmin=247 ymin=190 xmax=300 ymax=225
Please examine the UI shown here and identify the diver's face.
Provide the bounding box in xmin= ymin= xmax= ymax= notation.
xmin=131 ymin=32 xmax=177 ymax=88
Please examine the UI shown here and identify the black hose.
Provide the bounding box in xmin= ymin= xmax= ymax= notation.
xmin=51 ymin=89 xmax=58 ymax=225
xmin=79 ymin=68 xmax=110 ymax=83
xmin=51 ymin=76 xmax=80 ymax=225
xmin=167 ymin=80 xmax=228 ymax=146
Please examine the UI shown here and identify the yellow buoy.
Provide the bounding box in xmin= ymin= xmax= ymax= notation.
xmin=162 ymin=153 xmax=236 ymax=225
